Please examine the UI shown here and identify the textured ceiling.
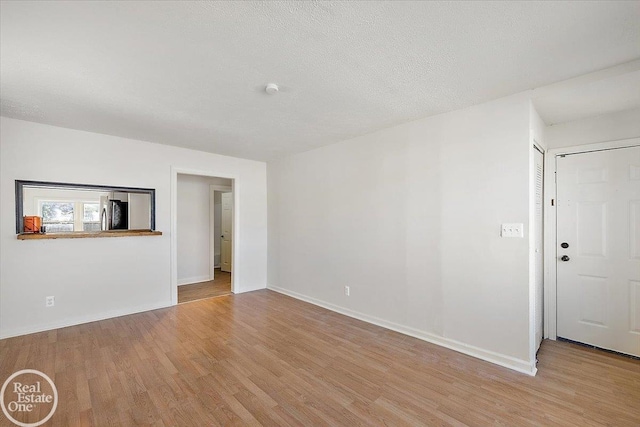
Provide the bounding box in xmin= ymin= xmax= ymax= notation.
xmin=1 ymin=1 xmax=639 ymax=161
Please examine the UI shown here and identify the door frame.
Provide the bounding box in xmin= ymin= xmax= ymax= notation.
xmin=543 ymin=137 xmax=640 ymax=340
xmin=171 ymin=167 xmax=238 ymax=305
xmin=529 ymin=141 xmax=545 ymax=362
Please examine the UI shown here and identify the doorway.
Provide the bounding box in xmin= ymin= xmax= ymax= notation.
xmin=546 ymin=141 xmax=640 ymax=357
xmin=171 ymin=169 xmax=236 ymax=305
xmin=177 ymin=270 xmax=231 ymax=303
xmin=176 ymin=188 xmax=233 ymax=304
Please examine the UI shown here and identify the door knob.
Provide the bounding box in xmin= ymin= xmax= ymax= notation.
xmin=561 ymin=242 xmax=569 ymax=248
xmin=561 ymin=255 xmax=570 ymax=262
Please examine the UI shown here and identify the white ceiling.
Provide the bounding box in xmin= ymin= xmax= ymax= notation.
xmin=533 ymin=64 xmax=640 ymax=125
xmin=1 ymin=1 xmax=639 ymax=161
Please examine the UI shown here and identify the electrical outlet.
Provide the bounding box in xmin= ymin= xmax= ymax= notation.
xmin=501 ymin=223 xmax=524 ymax=238
xmin=344 ymin=286 xmax=350 ymax=297
xmin=45 ymin=296 xmax=55 ymax=307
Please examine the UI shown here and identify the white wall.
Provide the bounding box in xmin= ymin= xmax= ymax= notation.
xmin=0 ymin=117 xmax=267 ymax=338
xmin=268 ymin=93 xmax=535 ymax=373
xmin=177 ymin=175 xmax=213 ymax=285
xmin=546 ymin=107 xmax=640 ymax=149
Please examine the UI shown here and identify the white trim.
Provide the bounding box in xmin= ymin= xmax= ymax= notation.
xmin=178 ymin=276 xmax=211 ymax=286
xmin=171 ymin=167 xmax=239 ymax=306
xmin=546 ymin=138 xmax=640 ymax=157
xmin=267 ymin=285 xmax=537 ymax=376
xmin=543 ymin=137 xmax=640 ymax=340
xmin=0 ymin=302 xmax=171 ymax=340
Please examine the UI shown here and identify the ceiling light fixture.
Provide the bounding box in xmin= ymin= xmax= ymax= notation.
xmin=265 ymin=83 xmax=279 ymax=95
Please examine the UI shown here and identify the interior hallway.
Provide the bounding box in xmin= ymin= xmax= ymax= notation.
xmin=178 ymin=268 xmax=231 ymax=304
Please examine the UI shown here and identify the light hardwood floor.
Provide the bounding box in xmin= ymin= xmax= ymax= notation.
xmin=178 ymin=269 xmax=231 ymax=304
xmin=1 ymin=290 xmax=638 ymax=426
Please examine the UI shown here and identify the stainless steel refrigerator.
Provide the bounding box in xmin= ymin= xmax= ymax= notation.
xmin=100 ymin=197 xmax=128 ymax=230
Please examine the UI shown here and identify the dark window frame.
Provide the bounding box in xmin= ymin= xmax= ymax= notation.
xmin=15 ymin=180 xmax=156 ymax=234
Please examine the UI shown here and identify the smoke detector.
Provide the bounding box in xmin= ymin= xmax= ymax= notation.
xmin=265 ymin=83 xmax=279 ymax=95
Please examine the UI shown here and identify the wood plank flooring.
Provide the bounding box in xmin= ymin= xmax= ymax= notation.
xmin=1 ymin=290 xmax=639 ymax=426
xmin=178 ymin=269 xmax=231 ymax=304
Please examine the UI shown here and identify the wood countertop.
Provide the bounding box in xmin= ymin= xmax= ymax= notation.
xmin=17 ymin=230 xmax=162 ymax=240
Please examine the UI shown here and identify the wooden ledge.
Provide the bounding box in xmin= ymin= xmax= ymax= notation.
xmin=17 ymin=230 xmax=162 ymax=240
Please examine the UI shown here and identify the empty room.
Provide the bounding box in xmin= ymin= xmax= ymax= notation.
xmin=1 ymin=1 xmax=639 ymax=426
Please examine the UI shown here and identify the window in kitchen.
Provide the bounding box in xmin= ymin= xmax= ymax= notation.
xmin=39 ymin=201 xmax=101 ymax=232
xmin=83 ymin=203 xmax=101 ymax=231
xmin=40 ymin=201 xmax=74 ymax=232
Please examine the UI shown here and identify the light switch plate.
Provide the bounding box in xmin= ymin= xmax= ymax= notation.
xmin=501 ymin=223 xmax=524 ymax=238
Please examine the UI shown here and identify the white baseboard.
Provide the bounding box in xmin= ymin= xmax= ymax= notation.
xmin=267 ymin=285 xmax=537 ymax=376
xmin=177 ymin=275 xmax=211 ymax=286
xmin=0 ymin=301 xmax=172 ymax=340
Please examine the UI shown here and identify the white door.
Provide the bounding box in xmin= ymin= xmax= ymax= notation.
xmin=220 ymin=192 xmax=233 ymax=273
xmin=556 ymin=145 xmax=640 ymax=357
xmin=534 ymin=147 xmax=544 ymax=351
